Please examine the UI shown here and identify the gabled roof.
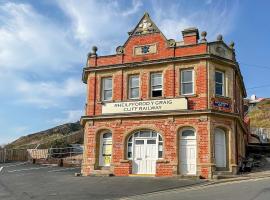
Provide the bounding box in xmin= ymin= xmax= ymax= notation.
xmin=128 ymin=12 xmax=161 ymax=36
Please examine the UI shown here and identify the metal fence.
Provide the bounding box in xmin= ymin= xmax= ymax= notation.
xmin=0 ymin=146 xmax=83 ymax=163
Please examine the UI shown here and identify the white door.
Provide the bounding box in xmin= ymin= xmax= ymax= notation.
xmin=179 ymin=129 xmax=197 ymax=175
xmin=180 ymin=140 xmax=197 ymax=175
xmin=133 ymin=139 xmax=157 ymax=174
xmin=215 ymin=129 xmax=226 ymax=168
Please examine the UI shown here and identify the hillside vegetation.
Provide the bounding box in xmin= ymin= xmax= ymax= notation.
xmin=6 ymin=122 xmax=83 ymax=149
xmin=248 ymin=99 xmax=270 ymax=128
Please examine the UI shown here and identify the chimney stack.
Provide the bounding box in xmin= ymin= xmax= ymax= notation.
xmin=182 ymin=27 xmax=199 ymax=45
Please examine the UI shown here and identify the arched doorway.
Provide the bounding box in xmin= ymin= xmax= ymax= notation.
xmin=214 ymin=128 xmax=227 ymax=169
xmin=179 ymin=128 xmax=197 ymax=175
xmin=99 ymin=132 xmax=112 ymax=167
xmin=127 ymin=130 xmax=163 ymax=174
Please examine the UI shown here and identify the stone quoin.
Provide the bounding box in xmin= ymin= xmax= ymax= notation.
xmin=80 ymin=13 xmax=248 ymax=178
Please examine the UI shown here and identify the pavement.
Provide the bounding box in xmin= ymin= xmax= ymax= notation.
xmin=2 ymin=162 xmax=270 ymax=200
xmin=0 ymin=162 xmax=205 ymax=200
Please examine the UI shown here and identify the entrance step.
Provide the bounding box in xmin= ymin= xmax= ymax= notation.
xmin=213 ymin=171 xmax=236 ymax=179
xmin=91 ymin=170 xmax=114 ymax=177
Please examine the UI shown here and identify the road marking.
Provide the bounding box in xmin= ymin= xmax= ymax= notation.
xmin=2 ymin=162 xmax=28 ymax=168
xmin=0 ymin=167 xmax=3 ymax=172
xmin=7 ymin=166 xmax=54 ymax=173
xmin=47 ymin=167 xmax=80 ymax=173
xmin=120 ymin=176 xmax=270 ymax=200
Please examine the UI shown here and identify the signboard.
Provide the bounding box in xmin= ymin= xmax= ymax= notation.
xmin=213 ymin=101 xmax=230 ymax=109
xmin=102 ymin=98 xmax=187 ymax=114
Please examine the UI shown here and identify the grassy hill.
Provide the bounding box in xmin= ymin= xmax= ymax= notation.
xmin=5 ymin=122 xmax=83 ymax=149
xmin=248 ymin=99 xmax=270 ymax=128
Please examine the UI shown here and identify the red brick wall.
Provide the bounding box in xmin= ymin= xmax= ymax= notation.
xmin=83 ymin=116 xmax=210 ymax=178
xmin=87 ymin=33 xmax=207 ymax=67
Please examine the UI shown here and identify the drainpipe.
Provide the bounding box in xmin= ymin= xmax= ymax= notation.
xmin=234 ymin=69 xmax=239 ymax=168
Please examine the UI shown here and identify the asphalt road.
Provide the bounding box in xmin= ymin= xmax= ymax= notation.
xmin=123 ymin=177 xmax=270 ymax=200
xmin=0 ymin=162 xmax=204 ymax=200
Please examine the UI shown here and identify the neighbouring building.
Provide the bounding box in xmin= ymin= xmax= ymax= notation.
xmin=80 ymin=13 xmax=248 ymax=178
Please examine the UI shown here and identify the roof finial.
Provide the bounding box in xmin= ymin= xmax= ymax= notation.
xmin=217 ymin=34 xmax=223 ymax=41
xmin=200 ymin=31 xmax=207 ymax=43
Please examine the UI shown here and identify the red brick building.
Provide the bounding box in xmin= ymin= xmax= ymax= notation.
xmin=80 ymin=13 xmax=248 ymax=178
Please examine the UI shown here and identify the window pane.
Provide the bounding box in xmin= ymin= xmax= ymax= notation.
xmin=152 ymin=132 xmax=157 ymax=137
xmin=103 ymin=78 xmax=112 ymax=90
xmin=182 ymin=83 xmax=193 ymax=94
xmin=130 ymin=88 xmax=139 ymax=98
xmin=215 ymin=83 xmax=223 ymax=96
xmin=152 ymin=85 xmax=162 ymax=91
xmin=151 ymin=73 xmax=162 ymax=86
xmin=140 ymin=131 xmax=151 ymax=137
xmin=103 ymin=133 xmax=112 ymax=138
xmin=182 ymin=70 xmax=193 ymax=82
xmin=147 ymin=140 xmax=156 ymax=144
xmin=104 ymin=90 xmax=112 ymax=100
xmin=159 ymin=135 xmax=163 ymax=141
xmin=130 ymin=76 xmax=139 ymax=87
xmin=158 ymin=151 xmax=163 ymax=158
xmin=128 ymin=152 xmax=132 ymax=158
xmin=135 ymin=140 xmax=144 ymax=144
xmin=215 ymin=72 xmax=223 ymax=84
xmin=182 ymin=130 xmax=195 ymax=137
xmin=152 ymin=90 xmax=162 ymax=97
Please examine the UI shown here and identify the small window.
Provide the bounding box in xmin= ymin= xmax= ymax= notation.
xmin=151 ymin=73 xmax=162 ymax=97
xmin=103 ymin=132 xmax=112 ymax=139
xmin=147 ymin=140 xmax=156 ymax=144
xmin=129 ymin=75 xmax=140 ymax=99
xmin=182 ymin=130 xmax=195 ymax=137
xmin=215 ymin=71 xmax=224 ymax=96
xmin=135 ymin=140 xmax=144 ymax=145
xmin=102 ymin=77 xmax=112 ymax=101
xmin=181 ymin=69 xmax=194 ymax=95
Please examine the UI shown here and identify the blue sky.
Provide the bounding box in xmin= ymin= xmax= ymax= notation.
xmin=0 ymin=0 xmax=269 ymax=145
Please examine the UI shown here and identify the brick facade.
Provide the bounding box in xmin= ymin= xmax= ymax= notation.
xmin=81 ymin=13 xmax=248 ymax=179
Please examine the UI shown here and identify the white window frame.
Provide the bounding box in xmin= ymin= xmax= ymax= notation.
xmin=181 ymin=69 xmax=194 ymax=95
xmin=215 ymin=71 xmax=225 ymax=96
xmin=102 ymin=77 xmax=112 ymax=101
xmin=128 ymin=75 xmax=140 ymax=99
xmin=150 ymin=72 xmax=163 ymax=98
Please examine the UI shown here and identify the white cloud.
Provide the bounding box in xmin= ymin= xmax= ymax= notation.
xmin=51 ymin=109 xmax=84 ymax=124
xmin=151 ymin=0 xmax=239 ymax=41
xmin=15 ymin=77 xmax=85 ymax=108
xmin=0 ymin=2 xmax=83 ymax=73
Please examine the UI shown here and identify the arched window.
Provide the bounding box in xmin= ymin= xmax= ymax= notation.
xmin=99 ymin=132 xmax=112 ymax=166
xmin=127 ymin=130 xmax=163 ymax=159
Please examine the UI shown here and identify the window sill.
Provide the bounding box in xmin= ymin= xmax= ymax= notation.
xmin=178 ymin=94 xmax=197 ymax=98
xmin=214 ymin=95 xmax=231 ymax=100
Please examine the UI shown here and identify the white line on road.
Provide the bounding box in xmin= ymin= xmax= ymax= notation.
xmin=120 ymin=176 xmax=270 ymax=200
xmin=7 ymin=166 xmax=54 ymax=173
xmin=0 ymin=167 xmax=3 ymax=172
xmin=2 ymin=162 xmax=28 ymax=168
xmin=47 ymin=167 xmax=80 ymax=173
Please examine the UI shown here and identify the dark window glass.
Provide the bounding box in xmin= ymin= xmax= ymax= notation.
xmin=147 ymin=140 xmax=156 ymax=144
xmin=135 ymin=140 xmax=144 ymax=145
xmin=182 ymin=130 xmax=195 ymax=137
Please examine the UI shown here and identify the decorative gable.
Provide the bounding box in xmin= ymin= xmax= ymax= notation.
xmin=128 ymin=12 xmax=160 ymax=36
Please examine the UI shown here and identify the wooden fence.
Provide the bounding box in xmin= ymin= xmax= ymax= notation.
xmin=0 ymin=149 xmax=28 ymax=163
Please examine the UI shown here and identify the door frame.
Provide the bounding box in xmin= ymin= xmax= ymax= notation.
xmin=99 ymin=132 xmax=112 ymax=167
xmin=127 ymin=130 xmax=162 ymax=175
xmin=214 ymin=128 xmax=229 ymax=171
xmin=178 ymin=127 xmax=197 ymax=176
